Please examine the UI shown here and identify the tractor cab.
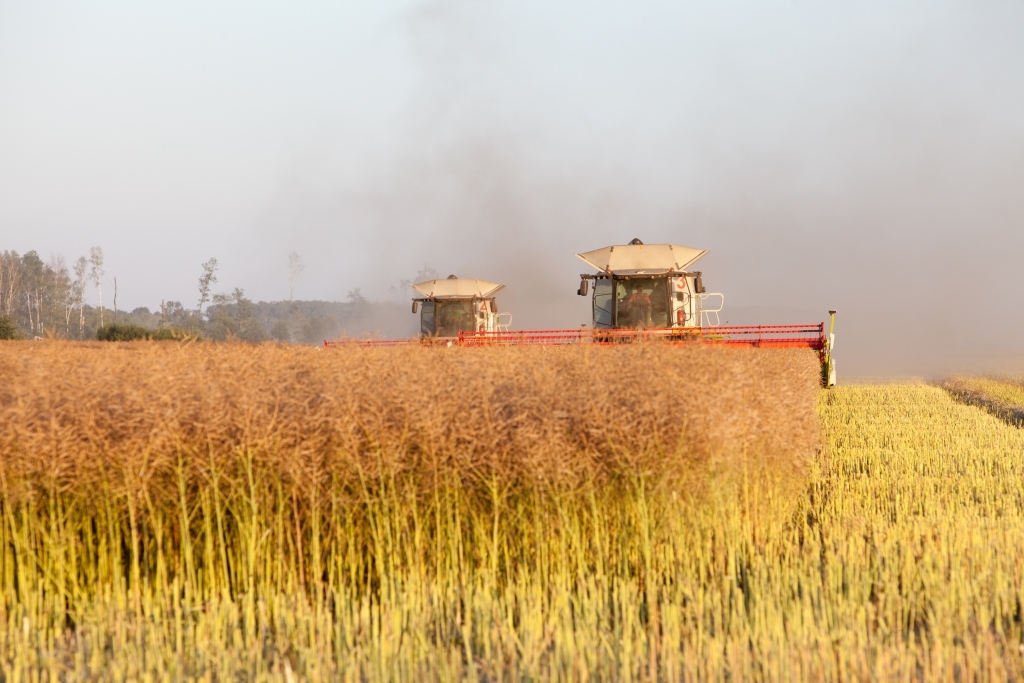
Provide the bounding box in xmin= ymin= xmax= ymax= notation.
xmin=411 ymin=275 xmax=511 ymax=338
xmin=575 ymin=239 xmax=723 ymax=329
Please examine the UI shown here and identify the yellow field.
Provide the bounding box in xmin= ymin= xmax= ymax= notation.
xmin=1 ymin=343 xmax=1023 ymax=680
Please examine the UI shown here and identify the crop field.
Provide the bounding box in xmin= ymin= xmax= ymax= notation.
xmin=1 ymin=343 xmax=1023 ymax=681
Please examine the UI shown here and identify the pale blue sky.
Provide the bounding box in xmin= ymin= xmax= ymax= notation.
xmin=2 ymin=1 xmax=1022 ymax=374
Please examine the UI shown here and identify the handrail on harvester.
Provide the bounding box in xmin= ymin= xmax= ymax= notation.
xmin=325 ymin=322 xmax=826 ymax=358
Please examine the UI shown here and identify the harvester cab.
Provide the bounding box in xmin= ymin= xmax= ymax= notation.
xmin=411 ymin=275 xmax=511 ymax=338
xmin=576 ymin=239 xmax=724 ymax=329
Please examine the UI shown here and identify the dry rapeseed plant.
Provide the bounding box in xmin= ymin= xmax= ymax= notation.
xmin=0 ymin=340 xmax=819 ymax=510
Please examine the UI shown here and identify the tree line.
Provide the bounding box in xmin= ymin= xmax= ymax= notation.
xmin=0 ymin=249 xmax=93 ymax=339
xmin=0 ymin=248 xmax=415 ymax=342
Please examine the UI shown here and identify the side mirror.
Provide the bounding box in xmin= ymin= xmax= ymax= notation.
xmin=577 ymin=279 xmax=589 ymax=296
xmin=489 ymin=300 xmax=497 ymax=313
xmin=411 ymin=301 xmax=418 ymax=313
xmin=694 ymin=275 xmax=706 ymax=294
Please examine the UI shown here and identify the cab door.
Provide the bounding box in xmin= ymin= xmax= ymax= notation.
xmin=420 ymin=301 xmax=436 ymax=337
xmin=592 ymin=279 xmax=613 ymax=329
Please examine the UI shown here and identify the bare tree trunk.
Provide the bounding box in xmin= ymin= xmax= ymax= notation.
xmin=1 ymin=258 xmax=12 ymax=315
xmin=113 ymin=277 xmax=117 ymax=324
xmin=3 ymin=257 xmax=22 ymax=316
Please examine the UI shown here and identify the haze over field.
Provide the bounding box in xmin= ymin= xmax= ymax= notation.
xmin=1 ymin=1 xmax=1022 ymax=376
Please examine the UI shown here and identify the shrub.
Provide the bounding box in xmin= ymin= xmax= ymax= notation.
xmin=0 ymin=313 xmax=21 ymax=340
xmin=149 ymin=327 xmax=196 ymax=341
xmin=96 ymin=323 xmax=150 ymax=341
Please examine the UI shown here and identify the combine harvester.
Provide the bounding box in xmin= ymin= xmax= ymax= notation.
xmin=411 ymin=275 xmax=512 ymax=338
xmin=325 ymin=239 xmax=837 ymax=385
xmin=327 ymin=275 xmax=513 ymax=348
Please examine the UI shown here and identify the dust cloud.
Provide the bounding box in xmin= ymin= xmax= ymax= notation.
xmin=253 ymin=1 xmax=1024 ymax=378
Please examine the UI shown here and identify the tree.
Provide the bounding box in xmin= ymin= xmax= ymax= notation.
xmin=0 ymin=251 xmax=22 ymax=318
xmin=0 ymin=251 xmax=82 ymax=338
xmin=390 ymin=264 xmax=439 ymax=300
xmin=232 ymin=288 xmax=252 ymax=318
xmin=288 ymin=252 xmax=305 ymax=302
xmin=20 ymin=251 xmax=45 ymax=335
xmin=162 ymin=301 xmax=185 ymax=326
xmin=197 ymin=258 xmax=218 ymax=316
xmin=48 ymin=255 xmax=73 ymax=337
xmin=89 ymin=247 xmax=104 ymax=327
xmin=415 ymin=264 xmax=439 ymax=282
xmin=232 ymin=288 xmax=267 ymax=343
xmin=72 ymin=257 xmax=88 ymax=338
xmin=160 ymin=300 xmax=202 ymax=335
xmin=270 ymin=319 xmax=290 ymax=343
xmin=299 ymin=316 xmax=329 ymax=345
xmin=206 ymin=288 xmax=266 ymax=342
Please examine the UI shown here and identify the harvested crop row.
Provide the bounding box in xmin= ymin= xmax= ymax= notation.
xmin=942 ymin=375 xmax=1024 ymax=425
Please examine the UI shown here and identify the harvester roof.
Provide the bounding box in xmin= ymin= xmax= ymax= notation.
xmin=411 ymin=278 xmax=505 ymax=299
xmin=576 ymin=242 xmax=708 ymax=274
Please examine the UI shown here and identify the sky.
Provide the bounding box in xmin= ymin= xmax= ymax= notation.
xmin=1 ymin=0 xmax=1022 ymax=377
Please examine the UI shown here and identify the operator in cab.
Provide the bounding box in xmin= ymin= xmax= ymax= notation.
xmin=437 ymin=301 xmax=472 ymax=337
xmin=622 ymin=283 xmax=653 ymax=328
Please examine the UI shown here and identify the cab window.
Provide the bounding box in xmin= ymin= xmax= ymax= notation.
xmin=614 ymin=278 xmax=669 ymax=328
xmin=436 ymin=300 xmax=475 ymax=336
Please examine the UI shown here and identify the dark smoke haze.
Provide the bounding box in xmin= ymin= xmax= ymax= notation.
xmin=2 ymin=1 xmax=1022 ymax=377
